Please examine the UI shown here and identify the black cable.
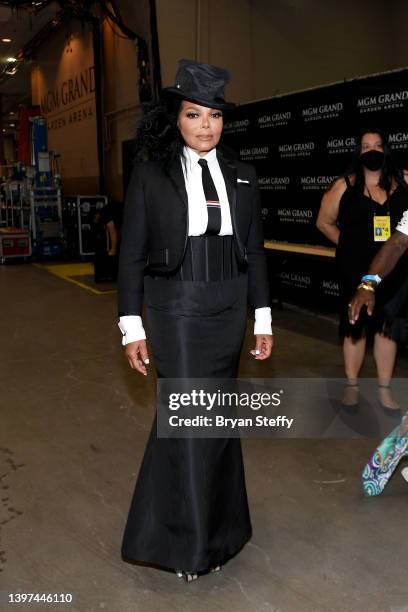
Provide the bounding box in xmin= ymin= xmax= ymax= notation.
xmin=108 ymin=0 xmax=123 ymax=24
xmin=96 ymin=0 xmax=137 ymax=40
xmin=105 ymin=15 xmax=130 ymax=40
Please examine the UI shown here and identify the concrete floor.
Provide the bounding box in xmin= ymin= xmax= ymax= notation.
xmin=1 ymin=262 xmax=408 ymax=612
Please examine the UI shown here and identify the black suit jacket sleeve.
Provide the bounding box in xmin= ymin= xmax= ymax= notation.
xmin=117 ymin=164 xmax=148 ymax=316
xmin=246 ymin=166 xmax=270 ymax=310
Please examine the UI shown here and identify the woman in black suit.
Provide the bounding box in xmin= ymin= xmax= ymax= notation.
xmin=118 ymin=59 xmax=273 ymax=582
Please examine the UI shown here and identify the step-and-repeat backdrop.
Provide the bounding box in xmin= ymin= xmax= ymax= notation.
xmin=222 ymin=68 xmax=408 ymax=309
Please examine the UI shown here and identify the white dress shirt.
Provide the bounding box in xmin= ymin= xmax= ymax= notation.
xmin=182 ymin=145 xmax=233 ymax=235
xmin=118 ymin=146 xmax=272 ymax=345
xmin=396 ymin=210 xmax=408 ymax=236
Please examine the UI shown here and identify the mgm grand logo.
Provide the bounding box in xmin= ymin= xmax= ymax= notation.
xmin=327 ymin=137 xmax=356 ymax=154
xmin=223 ymin=118 xmax=250 ymax=133
xmin=302 ymin=102 xmax=343 ymax=122
xmin=240 ymin=146 xmax=269 ymax=160
xmin=322 ymin=279 xmax=340 ymax=297
xmin=280 ymin=271 xmax=311 ymax=289
xmin=258 ymin=111 xmax=291 ymax=128
xmin=357 ymin=90 xmax=408 ymax=113
xmin=389 ymin=132 xmax=408 ymax=150
xmin=258 ymin=176 xmax=290 ymax=190
xmin=277 ymin=208 xmax=313 ymax=224
xmin=300 ymin=176 xmax=337 ymax=190
xmin=279 ymin=142 xmax=315 ymax=158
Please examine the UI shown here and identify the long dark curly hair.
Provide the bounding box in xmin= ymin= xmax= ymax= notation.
xmin=132 ymin=98 xmax=184 ymax=164
xmin=346 ymin=128 xmax=404 ymax=194
xmin=131 ymin=97 xmax=236 ymax=167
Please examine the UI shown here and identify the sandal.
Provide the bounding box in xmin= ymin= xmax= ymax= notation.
xmin=175 ymin=569 xmax=198 ymax=582
xmin=378 ymin=384 xmax=400 ymax=416
xmin=175 ymin=564 xmax=222 ymax=581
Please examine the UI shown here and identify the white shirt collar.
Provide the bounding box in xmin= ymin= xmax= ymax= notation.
xmin=183 ymin=145 xmax=217 ymax=173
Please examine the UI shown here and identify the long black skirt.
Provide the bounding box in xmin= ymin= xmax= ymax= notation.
xmin=121 ymin=274 xmax=252 ymax=572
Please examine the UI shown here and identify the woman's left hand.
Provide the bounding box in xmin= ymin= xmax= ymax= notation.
xmin=250 ymin=334 xmax=273 ymax=360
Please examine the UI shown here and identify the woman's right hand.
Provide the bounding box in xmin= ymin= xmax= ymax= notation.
xmin=125 ymin=340 xmax=150 ymax=376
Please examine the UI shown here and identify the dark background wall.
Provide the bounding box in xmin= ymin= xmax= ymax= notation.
xmin=154 ymin=0 xmax=407 ymax=102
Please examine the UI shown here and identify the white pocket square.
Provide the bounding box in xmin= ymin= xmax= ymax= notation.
xmin=237 ymin=178 xmax=250 ymax=184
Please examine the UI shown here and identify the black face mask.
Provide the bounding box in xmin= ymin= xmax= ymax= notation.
xmin=360 ymin=150 xmax=385 ymax=171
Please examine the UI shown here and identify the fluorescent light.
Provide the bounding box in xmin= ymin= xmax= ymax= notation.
xmin=6 ymin=57 xmax=16 ymax=63
xmin=1 ymin=39 xmax=12 ymax=43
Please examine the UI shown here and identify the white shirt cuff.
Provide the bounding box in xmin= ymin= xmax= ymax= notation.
xmin=254 ymin=306 xmax=273 ymax=335
xmin=396 ymin=210 xmax=408 ymax=236
xmin=118 ymin=315 xmax=146 ymax=345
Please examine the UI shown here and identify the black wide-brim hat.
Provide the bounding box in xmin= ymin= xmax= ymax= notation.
xmin=162 ymin=59 xmax=236 ymax=111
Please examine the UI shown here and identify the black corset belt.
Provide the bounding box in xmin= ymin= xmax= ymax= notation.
xmin=151 ymin=235 xmax=241 ymax=282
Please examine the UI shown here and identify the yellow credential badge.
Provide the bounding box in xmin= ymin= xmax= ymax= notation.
xmin=373 ymin=215 xmax=391 ymax=242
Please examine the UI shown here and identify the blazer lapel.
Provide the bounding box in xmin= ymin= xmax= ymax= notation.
xmin=164 ymin=156 xmax=188 ymax=212
xmin=217 ymin=150 xmax=246 ymax=260
xmin=217 ymin=151 xmax=237 ymax=219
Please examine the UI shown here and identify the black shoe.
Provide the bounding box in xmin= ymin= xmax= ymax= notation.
xmin=341 ymin=383 xmax=359 ymax=408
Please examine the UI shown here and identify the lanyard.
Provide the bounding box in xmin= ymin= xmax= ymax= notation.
xmin=365 ymin=185 xmax=392 ymax=242
xmin=365 ymin=184 xmax=390 ymax=217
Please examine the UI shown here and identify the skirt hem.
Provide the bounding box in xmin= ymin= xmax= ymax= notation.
xmin=121 ymin=528 xmax=253 ymax=573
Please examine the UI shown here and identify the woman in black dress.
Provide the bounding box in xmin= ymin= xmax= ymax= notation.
xmin=117 ymin=60 xmax=273 ymax=581
xmin=317 ymin=128 xmax=408 ymax=411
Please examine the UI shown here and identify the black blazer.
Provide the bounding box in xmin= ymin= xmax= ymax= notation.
xmin=117 ymin=149 xmax=269 ymax=316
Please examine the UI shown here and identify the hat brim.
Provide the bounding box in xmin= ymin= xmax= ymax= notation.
xmin=161 ymin=87 xmax=235 ymax=111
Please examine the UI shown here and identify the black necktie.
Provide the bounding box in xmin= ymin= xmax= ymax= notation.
xmin=198 ymin=158 xmax=221 ymax=235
